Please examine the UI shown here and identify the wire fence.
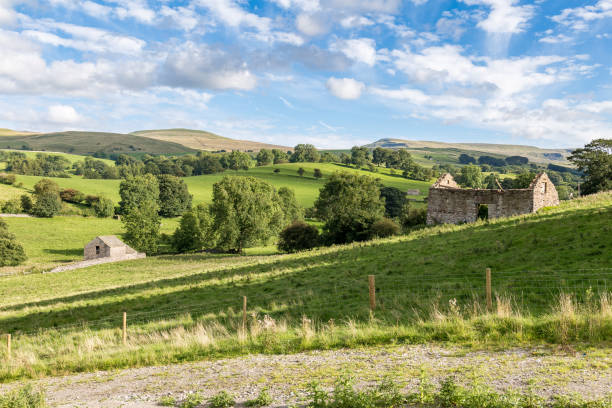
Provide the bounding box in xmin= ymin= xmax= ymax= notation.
xmin=1 ymin=267 xmax=611 ymax=343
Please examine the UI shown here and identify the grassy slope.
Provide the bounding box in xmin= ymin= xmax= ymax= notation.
xmin=11 ymin=163 xmax=431 ymax=207
xmin=131 ymin=128 xmax=291 ymax=152
xmin=0 ymin=149 xmax=114 ymax=166
xmin=0 ymin=132 xmax=196 ymax=156
xmin=0 ymin=192 xmax=609 ymax=380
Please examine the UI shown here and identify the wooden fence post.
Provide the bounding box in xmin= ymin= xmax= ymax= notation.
xmin=242 ymin=296 xmax=247 ymax=332
xmin=122 ymin=312 xmax=127 ymax=345
xmin=486 ymin=268 xmax=492 ymax=312
xmin=6 ymin=334 xmax=10 ymax=360
xmin=368 ymin=275 xmax=376 ymax=311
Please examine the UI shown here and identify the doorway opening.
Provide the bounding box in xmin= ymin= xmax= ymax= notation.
xmin=477 ymin=204 xmax=489 ymax=220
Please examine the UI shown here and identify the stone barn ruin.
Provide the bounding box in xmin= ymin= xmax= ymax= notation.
xmin=426 ymin=173 xmax=559 ymax=225
xmin=84 ymin=235 xmax=141 ymax=260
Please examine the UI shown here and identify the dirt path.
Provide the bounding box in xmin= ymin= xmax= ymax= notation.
xmin=3 ymin=345 xmax=612 ymax=407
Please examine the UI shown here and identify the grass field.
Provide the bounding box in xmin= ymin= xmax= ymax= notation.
xmin=10 ymin=162 xmax=431 ymax=207
xmin=0 ymin=192 xmax=609 ymax=381
xmin=0 ymin=149 xmax=114 ymax=166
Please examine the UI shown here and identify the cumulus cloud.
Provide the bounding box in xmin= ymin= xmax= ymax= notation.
xmin=330 ymin=38 xmax=377 ymax=66
xmin=326 ymin=77 xmax=365 ymax=99
xmin=552 ymin=0 xmax=612 ymax=31
xmin=296 ymin=12 xmax=328 ymax=36
xmin=47 ymin=105 xmax=82 ymax=124
xmin=462 ymin=0 xmax=534 ymax=34
xmin=0 ymin=0 xmax=19 ymax=26
xmin=196 ymin=0 xmax=270 ymax=32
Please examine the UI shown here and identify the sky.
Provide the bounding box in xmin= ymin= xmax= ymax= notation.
xmin=0 ymin=0 xmax=610 ymax=149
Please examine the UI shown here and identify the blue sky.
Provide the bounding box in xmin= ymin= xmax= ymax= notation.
xmin=0 ymin=0 xmax=610 ymax=148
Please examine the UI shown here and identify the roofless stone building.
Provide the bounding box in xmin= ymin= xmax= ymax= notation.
xmin=426 ymin=172 xmax=559 ymax=225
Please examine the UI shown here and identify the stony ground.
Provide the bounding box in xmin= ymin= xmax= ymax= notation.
xmin=2 ymin=344 xmax=611 ymax=407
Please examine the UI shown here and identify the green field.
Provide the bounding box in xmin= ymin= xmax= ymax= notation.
xmin=0 ymin=192 xmax=609 ymax=381
xmin=10 ymin=162 xmax=431 ymax=207
xmin=0 ymin=149 xmax=114 ymax=166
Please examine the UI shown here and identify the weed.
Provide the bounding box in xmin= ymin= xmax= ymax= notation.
xmin=180 ymin=392 xmax=203 ymax=408
xmin=0 ymin=385 xmax=46 ymax=408
xmin=159 ymin=395 xmax=176 ymax=407
xmin=245 ymin=388 xmax=273 ymax=407
xmin=208 ymin=391 xmax=235 ymax=408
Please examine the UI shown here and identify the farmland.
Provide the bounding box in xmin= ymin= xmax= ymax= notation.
xmin=0 ymin=192 xmax=609 ymax=382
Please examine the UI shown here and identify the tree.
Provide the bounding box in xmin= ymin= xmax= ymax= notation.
xmin=157 ymin=174 xmax=192 ymax=217
xmin=172 ymin=204 xmax=215 ymax=252
xmin=568 ymin=139 xmax=612 ymax=195
xmin=505 ymin=156 xmax=529 ymax=165
xmin=119 ymin=174 xmax=159 ymax=215
xmin=478 ymin=155 xmax=506 ymax=167
xmin=350 ymin=146 xmax=370 ymax=168
xmin=20 ymin=195 xmax=32 ymax=213
xmin=291 ymin=144 xmax=320 ymax=163
xmin=119 ymin=175 xmax=160 ymax=253
xmin=278 ymin=221 xmax=320 ymax=253
xmin=93 ymin=197 xmax=115 ymax=218
xmin=313 ymin=168 xmax=323 ymax=179
xmin=370 ymin=218 xmax=400 ymax=238
xmin=314 ymin=172 xmax=385 ymax=244
xmin=372 ymin=147 xmax=388 ymax=166
xmin=227 ymin=151 xmax=253 ymax=171
xmin=256 ymin=149 xmax=274 ymax=166
xmin=513 ymin=171 xmax=537 ymax=189
xmin=0 ymin=218 xmax=27 ymax=267
xmin=459 ymin=154 xmax=476 ymax=164
xmin=297 ymin=167 xmax=305 ymax=177
xmin=278 ymin=187 xmax=303 ymax=224
xmin=210 ymin=176 xmax=285 ymax=252
xmin=32 ymin=179 xmax=61 ymax=217
xmin=456 ymin=165 xmax=483 ymax=188
xmin=272 ymin=149 xmax=289 ymax=164
xmin=379 ymin=186 xmax=407 ymax=219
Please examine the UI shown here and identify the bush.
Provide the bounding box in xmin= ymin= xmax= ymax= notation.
xmin=180 ymin=392 xmax=203 ymax=408
xmin=84 ymin=195 xmax=100 ymax=206
xmin=1 ymin=199 xmax=22 ymax=214
xmin=245 ymin=388 xmax=273 ymax=407
xmin=208 ymin=391 xmax=235 ymax=408
xmin=92 ymin=197 xmax=115 ymax=218
xmin=0 ymin=173 xmax=16 ymax=185
xmin=0 ymin=384 xmax=46 ymax=407
xmin=59 ymin=189 xmax=85 ymax=204
xmin=0 ymin=220 xmax=27 ymax=267
xmin=370 ymin=218 xmax=400 ymax=238
xmin=20 ymin=195 xmax=32 ymax=213
xmin=157 ymin=174 xmax=192 ymax=218
xmin=32 ymin=192 xmax=61 ymax=218
xmin=399 ymin=206 xmax=427 ymax=230
xmin=278 ymin=221 xmax=320 ymax=253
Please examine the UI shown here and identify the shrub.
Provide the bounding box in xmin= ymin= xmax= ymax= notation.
xmin=370 ymin=218 xmax=400 ymax=238
xmin=32 ymin=192 xmax=61 ymax=218
xmin=180 ymin=392 xmax=203 ymax=408
xmin=172 ymin=205 xmax=215 ymax=252
xmin=399 ymin=205 xmax=427 ymax=230
xmin=297 ymin=167 xmax=305 ymax=177
xmin=278 ymin=221 xmax=320 ymax=253
xmin=0 ymin=220 xmax=27 ymax=267
xmin=0 ymin=384 xmax=46 ymax=407
xmin=1 ymin=199 xmax=22 ymax=214
xmin=92 ymin=197 xmax=115 ymax=218
xmin=84 ymin=195 xmax=100 ymax=206
xmin=245 ymin=388 xmax=273 ymax=407
xmin=59 ymin=189 xmax=85 ymax=203
xmin=0 ymin=173 xmax=16 ymax=185
xmin=273 ymin=168 xmax=280 ymax=173
xmin=157 ymin=174 xmax=192 ymax=218
xmin=313 ymin=168 xmax=323 ymax=179
xmin=208 ymin=391 xmax=235 ymax=408
xmin=20 ymin=195 xmax=32 ymax=213
xmin=158 ymin=395 xmax=175 ymax=406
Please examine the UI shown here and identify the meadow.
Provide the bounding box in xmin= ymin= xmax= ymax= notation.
xmin=0 ymin=192 xmax=609 ymax=381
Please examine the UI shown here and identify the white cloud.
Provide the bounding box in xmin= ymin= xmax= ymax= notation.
xmin=539 ymin=33 xmax=572 ymax=44
xmin=370 ymin=87 xmax=481 ymax=108
xmin=325 ymin=0 xmax=401 ymax=13
xmin=0 ymin=0 xmax=18 ymax=26
xmin=462 ymin=0 xmax=534 ymax=34
xmin=47 ymin=105 xmax=82 ymax=124
xmin=552 ymin=0 xmax=612 ymax=31
xmin=272 ymin=0 xmax=320 ymax=12
xmin=339 ymin=15 xmax=374 ymax=29
xmin=112 ymin=0 xmax=156 ymax=24
xmin=159 ymin=6 xmax=199 ymax=31
xmin=330 ymin=38 xmax=377 ymax=66
xmin=196 ymin=0 xmax=270 ymax=32
xmin=296 ymin=12 xmax=328 ymax=36
xmin=326 ymin=77 xmax=365 ymax=99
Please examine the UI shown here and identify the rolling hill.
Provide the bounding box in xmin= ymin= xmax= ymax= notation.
xmin=0 ymin=128 xmax=37 ymax=137
xmin=366 ymin=138 xmax=572 ymax=165
xmin=0 ymin=131 xmax=196 ymax=156
xmin=131 ymin=128 xmax=292 ymax=152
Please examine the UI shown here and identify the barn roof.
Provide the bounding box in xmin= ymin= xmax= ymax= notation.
xmin=96 ymin=235 xmax=128 ymax=248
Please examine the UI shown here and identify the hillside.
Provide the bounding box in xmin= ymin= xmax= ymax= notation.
xmin=131 ymin=128 xmax=292 ymax=152
xmin=0 ymin=192 xmax=609 ymax=380
xmin=0 ymin=128 xmax=37 ymax=137
xmin=366 ymin=138 xmax=572 ymax=165
xmin=0 ymin=131 xmax=196 ymax=156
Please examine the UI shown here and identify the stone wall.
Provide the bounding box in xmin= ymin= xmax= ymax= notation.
xmin=530 ymin=173 xmax=560 ymax=211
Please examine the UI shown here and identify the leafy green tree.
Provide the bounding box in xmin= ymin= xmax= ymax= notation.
xmin=272 ymin=149 xmax=289 ymax=164
xmin=211 ymin=176 xmax=285 ymax=252
xmin=32 ymin=178 xmax=61 ymax=217
xmin=172 ymin=204 xmax=215 ymax=252
xmin=291 ymin=144 xmax=320 ymax=163
xmin=278 ymin=187 xmax=303 ymax=224
xmin=372 ymin=147 xmax=388 ymax=166
xmin=513 ymin=171 xmax=537 ymax=189
xmin=314 ymin=172 xmax=385 ymax=244
xmin=370 ymin=218 xmax=400 ymax=238
xmin=456 ymin=164 xmax=483 ymax=188
xmin=0 ymin=218 xmax=27 ymax=266
xmin=297 ymin=167 xmax=305 ymax=177
xmin=379 ymin=186 xmax=407 ymax=219
xmin=93 ymin=197 xmax=115 ymax=218
xmin=313 ymin=168 xmax=323 ymax=179
xmin=569 ymin=139 xmax=612 ymax=195
xmin=483 ymin=173 xmax=500 ymax=189
xmin=157 ymin=174 xmax=192 ymax=217
xmin=278 ymin=221 xmax=320 ymax=253
xmin=256 ymin=149 xmax=274 ymax=166
xmin=319 ymin=152 xmax=339 ymax=163
xmin=20 ymin=195 xmax=32 ymax=213
xmin=226 ymin=151 xmax=253 ymax=171
xmin=350 ymin=146 xmax=370 ymax=168
xmin=505 ymin=156 xmax=529 ymax=165
xmin=458 ymin=154 xmax=476 ymax=164
xmin=119 ymin=174 xmax=159 ymax=215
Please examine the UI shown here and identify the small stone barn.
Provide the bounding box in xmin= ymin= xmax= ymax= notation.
xmin=426 ymin=172 xmax=559 ymax=225
xmin=84 ymin=235 xmax=139 ymax=260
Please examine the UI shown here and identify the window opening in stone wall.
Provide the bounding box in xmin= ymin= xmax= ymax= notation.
xmin=477 ymin=204 xmax=489 ymax=220
xmin=96 ymin=245 xmax=100 ymax=255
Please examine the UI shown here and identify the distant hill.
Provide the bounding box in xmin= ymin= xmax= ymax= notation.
xmin=0 ymin=128 xmax=37 ymax=136
xmin=0 ymin=131 xmax=196 ymax=156
xmin=131 ymin=128 xmax=292 ymax=152
xmin=366 ymin=138 xmax=572 ymax=165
